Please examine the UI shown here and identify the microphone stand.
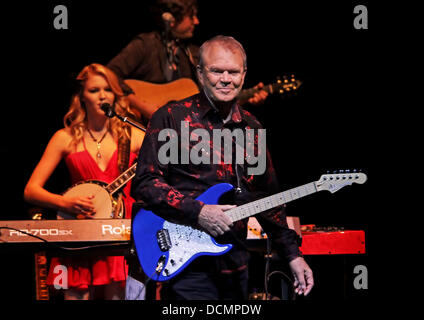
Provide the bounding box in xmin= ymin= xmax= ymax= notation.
xmin=115 ymin=114 xmax=146 ymax=132
xmin=101 ymin=104 xmax=146 ymax=132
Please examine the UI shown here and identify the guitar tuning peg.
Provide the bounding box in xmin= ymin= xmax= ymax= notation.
xmin=345 ymin=169 xmax=350 ymax=173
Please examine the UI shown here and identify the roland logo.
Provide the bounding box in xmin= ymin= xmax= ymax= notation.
xmin=102 ymin=224 xmax=131 ymax=236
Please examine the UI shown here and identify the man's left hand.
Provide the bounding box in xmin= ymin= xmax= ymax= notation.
xmin=289 ymin=256 xmax=314 ymax=296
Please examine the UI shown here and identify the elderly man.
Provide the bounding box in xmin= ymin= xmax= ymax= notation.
xmin=130 ymin=35 xmax=313 ymax=300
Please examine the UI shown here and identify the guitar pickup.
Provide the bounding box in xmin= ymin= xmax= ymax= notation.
xmin=157 ymin=229 xmax=172 ymax=252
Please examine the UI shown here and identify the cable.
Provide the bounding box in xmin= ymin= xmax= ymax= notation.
xmin=2 ymin=226 xmax=147 ymax=300
xmin=129 ymin=257 xmax=164 ymax=300
xmin=1 ymin=226 xmax=48 ymax=243
xmin=0 ymin=226 xmax=130 ymax=251
xmin=266 ymin=270 xmax=296 ymax=301
xmin=263 ymin=237 xmax=271 ymax=299
xmin=137 ymin=269 xmax=159 ymax=300
xmin=263 ymin=237 xmax=296 ymax=300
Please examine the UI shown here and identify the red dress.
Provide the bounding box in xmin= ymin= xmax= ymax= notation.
xmin=46 ymin=145 xmax=138 ymax=290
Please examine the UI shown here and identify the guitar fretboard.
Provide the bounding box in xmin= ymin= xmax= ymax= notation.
xmin=238 ymin=84 xmax=276 ymax=101
xmin=238 ymin=85 xmax=277 ymax=103
xmin=237 ymin=79 xmax=301 ymax=103
xmin=227 ymin=182 xmax=317 ymax=222
xmin=105 ymin=163 xmax=137 ymax=195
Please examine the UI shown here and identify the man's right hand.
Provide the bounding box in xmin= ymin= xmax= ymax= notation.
xmin=197 ymin=204 xmax=236 ymax=237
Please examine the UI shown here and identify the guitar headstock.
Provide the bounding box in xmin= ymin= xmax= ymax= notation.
xmin=238 ymin=75 xmax=302 ymax=104
xmin=315 ymin=170 xmax=367 ymax=193
xmin=276 ymin=75 xmax=302 ymax=94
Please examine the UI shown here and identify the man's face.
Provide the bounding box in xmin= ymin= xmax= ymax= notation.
xmin=197 ymin=43 xmax=246 ymax=103
xmin=171 ymin=11 xmax=199 ymax=39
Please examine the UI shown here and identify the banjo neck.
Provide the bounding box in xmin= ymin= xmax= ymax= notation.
xmin=104 ymin=163 xmax=138 ymax=195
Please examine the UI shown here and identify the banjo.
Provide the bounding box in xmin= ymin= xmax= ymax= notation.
xmin=57 ymin=163 xmax=137 ymax=220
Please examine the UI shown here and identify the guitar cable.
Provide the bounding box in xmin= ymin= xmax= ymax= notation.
xmin=224 ymin=226 xmax=295 ymax=300
xmin=126 ymin=257 xmax=165 ymax=300
xmin=263 ymin=237 xmax=296 ymax=300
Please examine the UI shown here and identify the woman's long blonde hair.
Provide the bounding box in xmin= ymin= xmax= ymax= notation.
xmin=63 ymin=63 xmax=134 ymax=148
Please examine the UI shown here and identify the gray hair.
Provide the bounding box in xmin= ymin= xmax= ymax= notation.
xmin=198 ymin=35 xmax=247 ymax=70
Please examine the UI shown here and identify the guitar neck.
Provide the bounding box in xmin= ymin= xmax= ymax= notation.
xmin=238 ymin=85 xmax=276 ymax=103
xmin=105 ymin=163 xmax=137 ymax=195
xmin=227 ymin=182 xmax=317 ymax=222
xmin=237 ymin=78 xmax=301 ymax=104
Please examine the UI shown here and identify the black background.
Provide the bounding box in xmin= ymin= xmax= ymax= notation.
xmin=1 ymin=0 xmax=389 ymax=304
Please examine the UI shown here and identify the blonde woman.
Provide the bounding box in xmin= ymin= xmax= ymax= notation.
xmin=24 ymin=63 xmax=145 ymax=300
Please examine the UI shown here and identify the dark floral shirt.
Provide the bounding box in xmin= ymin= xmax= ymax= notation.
xmin=131 ymin=91 xmax=301 ymax=271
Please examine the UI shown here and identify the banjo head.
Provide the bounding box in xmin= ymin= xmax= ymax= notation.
xmin=57 ymin=180 xmax=124 ymax=219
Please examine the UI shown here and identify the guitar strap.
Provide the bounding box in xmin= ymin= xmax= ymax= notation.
xmin=184 ymin=45 xmax=197 ymax=69
xmin=117 ymin=127 xmax=131 ymax=174
xmin=183 ymin=44 xmax=200 ymax=85
xmin=113 ymin=128 xmax=132 ymax=219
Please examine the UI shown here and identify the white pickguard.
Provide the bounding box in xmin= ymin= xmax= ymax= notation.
xmin=161 ymin=221 xmax=231 ymax=277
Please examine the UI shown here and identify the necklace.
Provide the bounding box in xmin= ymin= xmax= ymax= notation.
xmin=87 ymin=128 xmax=108 ymax=159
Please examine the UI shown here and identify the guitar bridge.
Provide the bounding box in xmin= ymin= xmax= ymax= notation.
xmin=157 ymin=229 xmax=172 ymax=252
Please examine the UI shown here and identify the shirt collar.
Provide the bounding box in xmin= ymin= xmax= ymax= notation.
xmin=197 ymin=90 xmax=246 ymax=125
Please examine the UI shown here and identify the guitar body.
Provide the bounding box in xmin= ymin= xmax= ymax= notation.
xmin=132 ymin=183 xmax=234 ymax=282
xmin=57 ymin=180 xmax=124 ymax=220
xmin=125 ymin=78 xmax=200 ymax=110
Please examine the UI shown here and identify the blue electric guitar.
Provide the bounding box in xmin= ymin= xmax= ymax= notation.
xmin=132 ymin=171 xmax=367 ymax=281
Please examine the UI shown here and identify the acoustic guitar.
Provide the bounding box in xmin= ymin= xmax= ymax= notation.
xmin=124 ymin=75 xmax=301 ymax=112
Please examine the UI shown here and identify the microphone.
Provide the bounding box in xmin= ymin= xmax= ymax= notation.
xmin=100 ymin=102 xmax=146 ymax=132
xmin=101 ymin=103 xmax=116 ymax=118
